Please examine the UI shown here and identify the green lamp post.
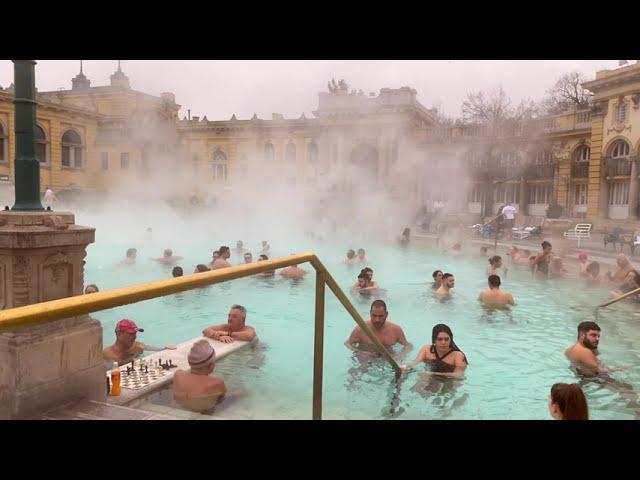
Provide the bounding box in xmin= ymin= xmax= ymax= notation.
xmin=11 ymin=60 xmax=44 ymax=211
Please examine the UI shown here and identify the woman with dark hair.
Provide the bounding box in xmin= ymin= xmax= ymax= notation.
xmin=487 ymin=255 xmax=507 ymax=278
xmin=401 ymin=324 xmax=468 ymax=378
xmin=431 ymin=270 xmax=443 ymax=290
xmin=584 ymin=261 xmax=604 ymax=285
xmin=549 ymin=383 xmax=589 ymax=420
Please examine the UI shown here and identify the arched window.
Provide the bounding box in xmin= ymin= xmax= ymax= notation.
xmin=61 ymin=129 xmax=84 ymax=168
xmin=264 ymin=143 xmax=274 ymax=162
xmin=574 ymin=145 xmax=590 ymax=163
xmin=307 ymin=141 xmax=318 ymax=163
xmin=213 ymin=149 xmax=227 ymax=183
xmin=213 ymin=149 xmax=227 ymax=163
xmin=36 ymin=124 xmax=49 ymax=165
xmin=286 ymin=143 xmax=296 ymax=163
xmin=610 ymin=140 xmax=630 ymax=158
xmin=0 ymin=121 xmax=7 ymax=163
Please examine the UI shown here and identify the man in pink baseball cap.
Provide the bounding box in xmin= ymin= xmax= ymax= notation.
xmin=103 ymin=319 xmax=177 ymax=366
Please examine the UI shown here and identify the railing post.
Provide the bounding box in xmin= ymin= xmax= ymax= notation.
xmin=313 ymin=268 xmax=325 ymax=420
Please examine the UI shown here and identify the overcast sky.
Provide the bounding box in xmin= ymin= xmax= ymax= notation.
xmin=0 ymin=60 xmax=625 ymax=120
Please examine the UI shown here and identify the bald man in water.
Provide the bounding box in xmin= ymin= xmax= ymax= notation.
xmin=345 ymin=299 xmax=411 ymax=357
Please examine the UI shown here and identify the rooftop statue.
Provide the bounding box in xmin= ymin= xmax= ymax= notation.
xmin=327 ymin=78 xmax=349 ymax=93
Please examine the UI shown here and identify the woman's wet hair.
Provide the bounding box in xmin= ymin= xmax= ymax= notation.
xmin=195 ymin=264 xmax=210 ymax=273
xmin=430 ymin=324 xmax=468 ymax=364
xmin=550 ymin=383 xmax=589 ymax=420
xmin=586 ymin=261 xmax=600 ymax=276
xmin=172 ymin=266 xmax=183 ymax=277
xmin=357 ymin=273 xmax=367 ymax=281
xmin=627 ymin=269 xmax=640 ymax=286
xmin=347 ymin=249 xmax=356 ymax=259
xmin=432 ymin=270 xmax=443 ymax=279
xmin=488 ymin=255 xmax=502 ymax=266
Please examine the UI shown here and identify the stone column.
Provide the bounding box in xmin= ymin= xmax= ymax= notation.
xmin=519 ymin=177 xmax=527 ymax=216
xmin=628 ymin=158 xmax=639 ymax=219
xmin=599 ymin=171 xmax=609 ymax=220
xmin=0 ymin=211 xmax=103 ymax=419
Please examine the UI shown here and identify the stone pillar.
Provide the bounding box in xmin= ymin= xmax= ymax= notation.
xmin=599 ymin=173 xmax=609 ymax=220
xmin=628 ymin=159 xmax=639 ymax=219
xmin=0 ymin=211 xmax=104 ymax=419
xmin=519 ymin=178 xmax=527 ymax=216
xmin=587 ymin=109 xmax=605 ymax=221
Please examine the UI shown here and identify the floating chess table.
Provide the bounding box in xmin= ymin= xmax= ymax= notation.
xmin=118 ymin=363 xmax=171 ymax=391
xmin=106 ymin=336 xmax=251 ymax=406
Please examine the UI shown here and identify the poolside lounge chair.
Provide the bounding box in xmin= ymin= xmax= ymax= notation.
xmin=563 ymin=223 xmax=592 ymax=248
xmin=604 ymin=227 xmax=625 ymax=250
xmin=511 ymin=215 xmax=544 ymax=239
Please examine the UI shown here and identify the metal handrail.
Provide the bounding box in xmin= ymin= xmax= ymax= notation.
xmin=598 ymin=285 xmax=640 ymax=308
xmin=0 ymin=252 xmax=401 ymax=420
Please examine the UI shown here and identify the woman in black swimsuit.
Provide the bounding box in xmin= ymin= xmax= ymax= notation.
xmin=533 ymin=241 xmax=553 ymax=277
xmin=401 ymin=324 xmax=468 ymax=378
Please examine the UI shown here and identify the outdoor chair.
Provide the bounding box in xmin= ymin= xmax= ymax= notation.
xmin=604 ymin=227 xmax=625 ymax=250
xmin=563 ymin=223 xmax=592 ymax=248
xmin=511 ymin=215 xmax=545 ymax=240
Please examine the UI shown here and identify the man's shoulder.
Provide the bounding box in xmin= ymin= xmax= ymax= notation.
xmin=387 ymin=321 xmax=404 ymax=332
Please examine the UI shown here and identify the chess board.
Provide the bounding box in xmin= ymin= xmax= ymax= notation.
xmin=118 ymin=366 xmax=170 ymax=390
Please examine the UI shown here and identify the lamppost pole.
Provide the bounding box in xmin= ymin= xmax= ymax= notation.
xmin=11 ymin=60 xmax=44 ymax=211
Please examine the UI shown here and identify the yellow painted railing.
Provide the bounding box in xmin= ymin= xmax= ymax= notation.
xmin=0 ymin=252 xmax=401 ymax=420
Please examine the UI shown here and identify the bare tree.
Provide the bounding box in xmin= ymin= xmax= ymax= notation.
xmin=460 ymin=86 xmax=540 ymax=218
xmin=542 ymin=71 xmax=591 ymax=114
xmin=461 ymin=86 xmax=538 ymax=135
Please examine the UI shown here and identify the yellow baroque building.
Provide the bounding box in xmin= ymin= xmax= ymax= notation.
xmin=0 ymin=60 xmax=639 ymax=226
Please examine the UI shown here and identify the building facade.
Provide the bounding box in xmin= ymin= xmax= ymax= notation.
xmin=0 ymin=61 xmax=639 ymax=223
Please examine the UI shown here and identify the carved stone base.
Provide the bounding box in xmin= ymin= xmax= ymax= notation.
xmin=0 ymin=211 xmax=100 ymax=419
xmin=0 ymin=314 xmax=106 ymax=419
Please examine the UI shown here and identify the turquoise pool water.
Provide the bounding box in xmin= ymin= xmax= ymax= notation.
xmin=79 ymin=209 xmax=640 ymax=420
